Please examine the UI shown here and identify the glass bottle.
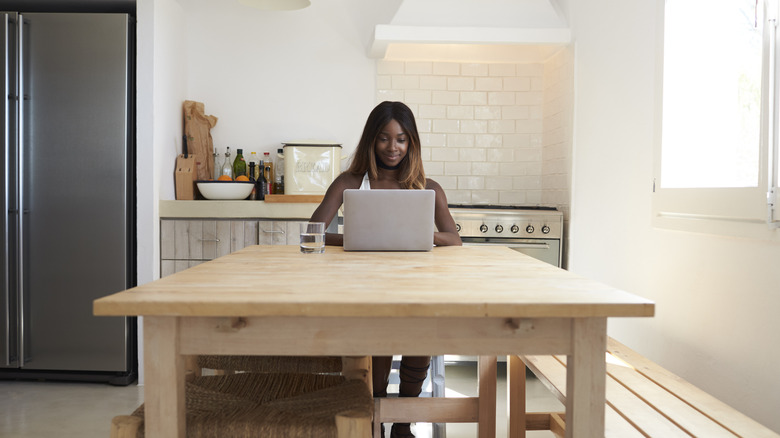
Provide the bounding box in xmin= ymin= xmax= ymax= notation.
xmin=264 ymin=164 xmax=272 ymax=196
xmin=263 ymin=152 xmax=274 ymax=192
xmin=212 ymin=149 xmax=220 ymax=180
xmin=248 ymin=151 xmax=259 ymax=177
xmin=221 ymin=147 xmax=232 ymax=179
xmin=255 ymin=165 xmax=266 ymax=200
xmin=248 ymin=162 xmax=257 ymax=200
xmin=233 ymin=148 xmax=247 ymax=178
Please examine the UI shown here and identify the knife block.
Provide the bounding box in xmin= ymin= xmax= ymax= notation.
xmin=175 ymin=154 xmax=198 ymax=200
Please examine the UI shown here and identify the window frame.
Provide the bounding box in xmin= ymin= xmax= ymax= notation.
xmin=653 ymin=0 xmax=780 ymax=239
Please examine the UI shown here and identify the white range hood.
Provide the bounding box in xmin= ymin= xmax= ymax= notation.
xmin=369 ymin=0 xmax=571 ymax=60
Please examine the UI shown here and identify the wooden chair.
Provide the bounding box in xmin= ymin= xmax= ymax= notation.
xmin=110 ymin=356 xmax=373 ymax=438
xmin=373 ymin=356 xmax=497 ymax=438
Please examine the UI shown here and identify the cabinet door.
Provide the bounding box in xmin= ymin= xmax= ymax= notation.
xmin=284 ymin=220 xmax=306 ymax=245
xmin=258 ymin=220 xmax=287 ymax=245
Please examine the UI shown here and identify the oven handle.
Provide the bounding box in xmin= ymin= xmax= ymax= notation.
xmin=462 ymin=241 xmax=550 ymax=250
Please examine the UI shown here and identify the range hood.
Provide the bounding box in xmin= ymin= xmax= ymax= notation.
xmin=369 ymin=0 xmax=571 ymax=61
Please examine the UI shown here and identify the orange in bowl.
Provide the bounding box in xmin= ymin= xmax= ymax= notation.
xmin=235 ymin=175 xmax=249 ymax=181
xmin=217 ymin=175 xmax=232 ymax=181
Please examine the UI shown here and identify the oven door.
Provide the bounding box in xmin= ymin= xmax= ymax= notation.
xmin=461 ymin=237 xmax=561 ymax=267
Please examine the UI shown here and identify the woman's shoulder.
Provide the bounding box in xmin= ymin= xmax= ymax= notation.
xmin=425 ymin=178 xmax=443 ymax=191
xmin=331 ymin=171 xmax=363 ymax=190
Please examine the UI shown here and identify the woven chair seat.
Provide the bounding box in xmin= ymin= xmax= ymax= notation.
xmin=128 ymin=373 xmax=373 ymax=438
xmin=197 ymin=355 xmax=343 ymax=374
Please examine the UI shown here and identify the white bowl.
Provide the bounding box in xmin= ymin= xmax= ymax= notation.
xmin=196 ymin=181 xmax=254 ymax=200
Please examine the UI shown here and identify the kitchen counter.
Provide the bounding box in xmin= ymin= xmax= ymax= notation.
xmin=159 ymin=200 xmax=319 ymax=219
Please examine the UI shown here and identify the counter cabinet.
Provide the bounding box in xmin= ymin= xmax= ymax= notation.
xmin=159 ymin=219 xmax=307 ymax=277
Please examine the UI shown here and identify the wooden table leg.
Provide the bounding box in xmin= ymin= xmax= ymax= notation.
xmin=565 ymin=317 xmax=607 ymax=438
xmin=507 ymin=355 xmax=526 ymax=438
xmin=477 ymin=356 xmax=497 ymax=438
xmin=144 ymin=316 xmax=186 ymax=438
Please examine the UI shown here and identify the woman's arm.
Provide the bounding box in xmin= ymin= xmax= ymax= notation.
xmin=427 ymin=179 xmax=462 ymax=247
xmin=310 ymin=173 xmax=360 ymax=246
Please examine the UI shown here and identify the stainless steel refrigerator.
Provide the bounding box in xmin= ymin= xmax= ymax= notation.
xmin=1 ymin=10 xmax=136 ymax=385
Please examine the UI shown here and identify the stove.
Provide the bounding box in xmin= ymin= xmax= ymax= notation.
xmin=448 ymin=204 xmax=563 ymax=267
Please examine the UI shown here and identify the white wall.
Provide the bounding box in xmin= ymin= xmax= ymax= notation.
xmin=569 ymin=0 xmax=780 ymax=432
xmin=179 ymin=0 xmax=387 ymax=165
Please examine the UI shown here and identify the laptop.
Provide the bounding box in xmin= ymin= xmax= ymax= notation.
xmin=343 ymin=189 xmax=435 ymax=251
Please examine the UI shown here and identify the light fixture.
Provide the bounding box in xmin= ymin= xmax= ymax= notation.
xmin=238 ymin=0 xmax=310 ymax=10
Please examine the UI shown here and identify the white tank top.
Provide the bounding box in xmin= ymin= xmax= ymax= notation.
xmin=360 ymin=172 xmax=370 ymax=190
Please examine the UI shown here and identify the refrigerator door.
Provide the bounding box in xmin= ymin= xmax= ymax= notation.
xmin=1 ymin=12 xmax=19 ymax=369
xmin=20 ymin=13 xmax=129 ymax=371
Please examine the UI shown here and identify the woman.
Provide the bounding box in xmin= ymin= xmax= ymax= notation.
xmin=310 ymin=101 xmax=461 ymax=438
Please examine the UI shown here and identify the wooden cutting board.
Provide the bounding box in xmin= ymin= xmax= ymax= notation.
xmin=263 ymin=194 xmax=324 ymax=203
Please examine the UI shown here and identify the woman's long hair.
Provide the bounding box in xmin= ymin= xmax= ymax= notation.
xmin=347 ymin=101 xmax=426 ymax=190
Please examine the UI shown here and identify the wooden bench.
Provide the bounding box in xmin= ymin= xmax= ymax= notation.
xmin=508 ymin=338 xmax=779 ymax=437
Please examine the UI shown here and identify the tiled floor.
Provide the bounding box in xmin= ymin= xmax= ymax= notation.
xmin=0 ymin=362 xmax=562 ymax=438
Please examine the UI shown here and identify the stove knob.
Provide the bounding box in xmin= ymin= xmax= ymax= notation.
xmin=542 ymin=225 xmax=551 ymax=234
xmin=495 ymin=225 xmax=503 ymax=233
xmin=526 ymin=225 xmax=535 ymax=234
xmin=480 ymin=224 xmax=488 ymax=233
xmin=510 ymin=224 xmax=519 ymax=234
xmin=456 ymin=223 xmax=461 ymax=233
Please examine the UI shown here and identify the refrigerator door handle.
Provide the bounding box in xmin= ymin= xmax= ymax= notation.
xmin=16 ymin=13 xmax=26 ymax=366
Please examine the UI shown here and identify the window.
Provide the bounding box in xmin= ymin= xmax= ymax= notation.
xmin=655 ymin=0 xmax=780 ymax=236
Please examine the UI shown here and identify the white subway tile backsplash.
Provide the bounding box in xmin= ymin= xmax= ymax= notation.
xmin=419 ymin=76 xmax=447 ymax=90
xmin=447 ymin=77 xmax=475 ymax=91
xmin=475 ymin=106 xmax=501 ymax=120
xmin=433 ymin=175 xmax=458 ymax=190
xmin=499 ymin=190 xmax=526 ymax=204
xmin=485 ymin=176 xmax=513 ymax=190
xmin=488 ymin=120 xmax=515 ymax=134
xmin=419 ymin=105 xmax=446 ymax=119
xmin=458 ymin=176 xmax=485 ymax=190
xmin=459 ymin=148 xmax=486 ymax=162
xmin=471 ymin=161 xmax=499 ymax=175
xmin=377 ymin=89 xmax=404 ymax=101
xmin=460 ymin=92 xmax=488 ymax=105
xmin=430 ymin=147 xmax=459 ymax=162
xmin=476 ymin=134 xmax=503 ymax=148
xmin=404 ymin=90 xmax=432 ymax=104
xmin=376 ymin=55 xmax=572 ymax=214
xmin=405 ymin=61 xmax=433 ymax=75
xmin=502 ymin=106 xmax=530 ymax=120
xmin=420 ymin=132 xmax=447 ymax=147
xmin=475 ymin=77 xmax=503 ymax=91
xmin=447 ymin=106 xmax=474 ymax=120
xmin=433 ymin=119 xmax=460 ymax=133
xmin=503 ymin=77 xmax=531 ymax=92
xmin=424 ymin=160 xmax=443 ymax=175
xmin=486 ymin=148 xmax=513 ymax=162
xmin=489 ymin=63 xmax=516 ymax=77
xmin=433 ymin=62 xmax=460 ymax=75
xmin=432 ymin=90 xmax=460 ymax=105
xmin=460 ymin=120 xmax=488 ymax=134
xmin=460 ymin=63 xmax=489 ymax=76
xmin=447 ymin=134 xmax=475 ymax=148
xmin=487 ymin=91 xmax=515 ymax=105
xmin=471 ymin=190 xmax=499 ymax=205
xmin=392 ymin=75 xmax=420 ymax=89
xmin=444 ymin=162 xmax=471 ymax=176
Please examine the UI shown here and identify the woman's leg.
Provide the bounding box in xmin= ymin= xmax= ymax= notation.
xmin=372 ymin=356 xmax=393 ymax=397
xmin=392 ymin=355 xmax=431 ymax=438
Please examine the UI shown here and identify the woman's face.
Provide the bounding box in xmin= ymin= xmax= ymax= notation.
xmin=374 ymin=119 xmax=408 ymax=168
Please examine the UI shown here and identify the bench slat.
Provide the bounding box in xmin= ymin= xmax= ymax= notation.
xmin=608 ymin=339 xmax=779 ymax=438
xmin=523 ymin=355 xmax=646 ymax=438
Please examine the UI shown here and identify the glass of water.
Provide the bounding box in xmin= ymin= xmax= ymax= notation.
xmin=300 ymin=222 xmax=325 ymax=253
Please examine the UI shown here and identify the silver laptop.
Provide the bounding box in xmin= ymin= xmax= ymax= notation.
xmin=343 ymin=189 xmax=435 ymax=251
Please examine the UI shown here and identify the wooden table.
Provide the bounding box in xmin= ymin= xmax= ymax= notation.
xmin=94 ymin=245 xmax=654 ymax=438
